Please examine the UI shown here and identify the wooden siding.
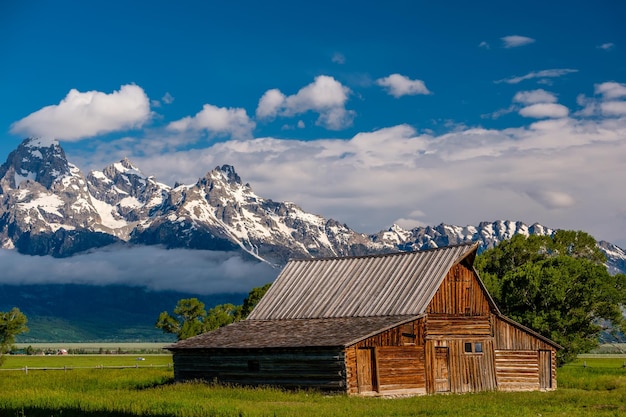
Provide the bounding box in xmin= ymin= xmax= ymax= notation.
xmin=377 ymin=346 xmax=425 ymax=391
xmin=493 ymin=316 xmax=555 ymax=351
xmin=346 ymin=318 xmax=427 ymax=395
xmin=172 ymin=348 xmax=347 ymax=391
xmin=426 ymin=263 xmax=491 ymax=315
xmin=495 ymin=350 xmax=539 ymax=391
xmin=425 ymin=339 xmax=497 ymax=394
xmin=493 ymin=317 xmax=558 ymax=391
xmin=354 ymin=318 xmax=425 ymax=348
xmin=425 ymin=315 xmax=492 ymax=338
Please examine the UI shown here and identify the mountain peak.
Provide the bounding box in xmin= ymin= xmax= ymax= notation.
xmin=23 ymin=137 xmax=60 ymax=149
xmin=0 ymin=137 xmax=70 ymax=189
xmin=216 ymin=164 xmax=241 ymax=184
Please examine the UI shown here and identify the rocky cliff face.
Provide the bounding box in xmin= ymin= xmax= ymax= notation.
xmin=1 ymin=138 xmax=625 ymax=273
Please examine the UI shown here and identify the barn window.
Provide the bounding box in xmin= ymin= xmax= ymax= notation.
xmin=464 ymin=342 xmax=483 ymax=354
xmin=247 ymin=360 xmax=260 ymax=372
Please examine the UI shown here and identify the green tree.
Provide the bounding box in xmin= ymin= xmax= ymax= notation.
xmin=205 ymin=303 xmax=242 ymax=331
xmin=475 ymin=231 xmax=626 ymax=364
xmin=0 ymin=307 xmax=28 ymax=364
xmin=240 ymin=282 xmax=271 ymax=318
xmin=156 ymin=298 xmax=208 ymax=340
xmin=156 ymin=283 xmax=272 ymax=340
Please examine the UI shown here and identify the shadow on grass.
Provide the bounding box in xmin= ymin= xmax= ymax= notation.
xmin=6 ymin=408 xmax=175 ymax=417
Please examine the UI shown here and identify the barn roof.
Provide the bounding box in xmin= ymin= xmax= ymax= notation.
xmin=247 ymin=243 xmax=479 ymax=320
xmin=168 ymin=315 xmax=420 ymax=350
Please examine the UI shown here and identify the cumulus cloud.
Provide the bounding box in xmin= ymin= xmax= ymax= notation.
xmin=575 ymin=82 xmax=626 ymax=117
xmin=513 ymin=89 xmax=557 ymax=105
xmin=601 ymin=101 xmax=626 ymax=117
xmin=70 ymin=80 xmax=626 ymax=248
xmin=479 ymin=41 xmax=490 ymax=49
xmin=376 ymin=74 xmax=431 ymax=98
xmin=255 ymin=75 xmax=354 ymax=130
xmin=168 ymin=103 xmax=256 ymax=139
xmin=519 ymin=103 xmax=569 ymax=119
xmin=256 ymin=89 xmax=287 ymax=119
xmin=495 ymin=68 xmax=578 ymax=84
xmin=10 ymin=84 xmax=151 ymax=141
xmin=595 ymin=81 xmax=626 ymax=99
xmin=501 ymin=35 xmax=535 ymax=48
xmin=485 ymin=89 xmax=558 ymax=119
xmin=0 ymin=246 xmax=278 ymax=294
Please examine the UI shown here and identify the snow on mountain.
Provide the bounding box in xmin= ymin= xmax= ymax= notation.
xmin=0 ymin=138 xmax=624 ymax=273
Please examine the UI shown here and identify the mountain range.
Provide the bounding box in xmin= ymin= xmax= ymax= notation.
xmin=1 ymin=137 xmax=625 ymax=342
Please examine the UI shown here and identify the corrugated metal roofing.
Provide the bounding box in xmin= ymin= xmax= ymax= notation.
xmin=247 ymin=243 xmax=478 ymax=320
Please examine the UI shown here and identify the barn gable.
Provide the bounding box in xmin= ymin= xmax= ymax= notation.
xmin=168 ymin=243 xmax=560 ymax=395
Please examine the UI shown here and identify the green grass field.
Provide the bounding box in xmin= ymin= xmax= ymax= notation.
xmin=0 ymin=356 xmax=624 ymax=417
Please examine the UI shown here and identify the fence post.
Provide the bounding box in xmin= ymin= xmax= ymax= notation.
xmin=24 ymin=366 xmax=28 ymax=375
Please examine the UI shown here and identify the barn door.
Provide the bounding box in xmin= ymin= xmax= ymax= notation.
xmin=539 ymin=350 xmax=552 ymax=389
xmin=434 ymin=347 xmax=450 ymax=392
xmin=356 ymin=348 xmax=378 ymax=393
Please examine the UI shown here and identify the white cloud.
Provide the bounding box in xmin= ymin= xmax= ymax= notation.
xmin=376 ymin=74 xmax=431 ymax=98
xmin=575 ymin=82 xmax=626 ymax=117
xmin=601 ymin=101 xmax=626 ymax=117
xmin=72 ymin=82 xmax=626 ymax=248
xmin=256 ymin=89 xmax=286 ymax=119
xmin=10 ymin=84 xmax=151 ymax=141
xmin=595 ymin=81 xmax=626 ymax=99
xmin=0 ymin=246 xmax=277 ymax=294
xmin=513 ymin=89 xmax=557 ymax=104
xmin=133 ymin=114 xmax=623 ymax=244
xmin=597 ymin=42 xmax=615 ymax=51
xmin=256 ymin=75 xmax=354 ymax=130
xmin=168 ymin=103 xmax=255 ymax=139
xmin=501 ymin=35 xmax=535 ymax=48
xmin=495 ymin=68 xmax=578 ymax=84
xmin=519 ymin=103 xmax=569 ymax=119
xmin=479 ymin=41 xmax=490 ymax=49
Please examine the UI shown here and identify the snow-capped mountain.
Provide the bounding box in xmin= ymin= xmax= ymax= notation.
xmin=0 ymin=138 xmax=377 ymax=264
xmin=1 ymin=137 xmax=625 ymax=273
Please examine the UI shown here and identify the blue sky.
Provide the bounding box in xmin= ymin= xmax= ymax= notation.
xmin=2 ymin=0 xmax=626 ymax=248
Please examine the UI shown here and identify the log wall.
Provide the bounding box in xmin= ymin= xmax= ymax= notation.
xmin=172 ymin=347 xmax=347 ymax=391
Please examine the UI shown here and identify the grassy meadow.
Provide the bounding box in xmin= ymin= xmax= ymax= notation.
xmin=0 ymin=355 xmax=625 ymax=417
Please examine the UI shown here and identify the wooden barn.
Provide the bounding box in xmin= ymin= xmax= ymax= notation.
xmin=167 ymin=243 xmax=560 ymax=396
